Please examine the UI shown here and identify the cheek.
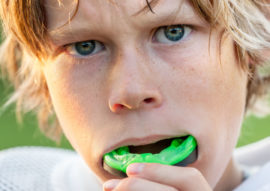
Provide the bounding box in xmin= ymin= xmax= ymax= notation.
xmin=156 ymin=33 xmax=247 ymax=134
xmin=42 ymin=55 xmax=109 ymax=156
xmin=156 ymin=37 xmax=247 ymax=186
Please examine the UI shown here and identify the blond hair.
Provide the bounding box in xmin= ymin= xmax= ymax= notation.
xmin=0 ymin=0 xmax=270 ymax=141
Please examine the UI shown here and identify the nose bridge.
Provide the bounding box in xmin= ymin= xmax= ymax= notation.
xmin=113 ymin=45 xmax=147 ymax=87
xmin=108 ymin=45 xmax=162 ymax=113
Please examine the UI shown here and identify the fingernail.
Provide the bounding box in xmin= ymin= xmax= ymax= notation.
xmin=127 ymin=163 xmax=144 ymax=175
xmin=103 ymin=179 xmax=120 ymax=191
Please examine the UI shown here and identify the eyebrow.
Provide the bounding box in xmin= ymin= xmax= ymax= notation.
xmin=48 ymin=1 xmax=162 ymax=36
xmin=49 ymin=0 xmax=195 ymax=45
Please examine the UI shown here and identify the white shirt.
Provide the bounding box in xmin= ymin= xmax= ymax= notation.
xmin=0 ymin=147 xmax=102 ymax=191
xmin=233 ymin=138 xmax=270 ymax=191
xmin=0 ymin=138 xmax=270 ymax=191
xmin=233 ymin=162 xmax=270 ymax=191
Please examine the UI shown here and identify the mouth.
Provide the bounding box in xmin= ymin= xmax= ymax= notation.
xmin=103 ymin=135 xmax=198 ymax=177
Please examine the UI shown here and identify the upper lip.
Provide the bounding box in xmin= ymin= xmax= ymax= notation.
xmin=103 ymin=133 xmax=188 ymax=155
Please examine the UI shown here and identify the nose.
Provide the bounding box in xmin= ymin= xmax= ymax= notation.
xmin=109 ymin=88 xmax=162 ymax=113
xmin=108 ymin=49 xmax=163 ymax=113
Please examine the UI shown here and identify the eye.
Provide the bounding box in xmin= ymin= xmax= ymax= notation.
xmin=66 ymin=40 xmax=104 ymax=57
xmin=154 ymin=25 xmax=192 ymax=44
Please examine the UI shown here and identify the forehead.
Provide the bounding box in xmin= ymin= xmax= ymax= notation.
xmin=44 ymin=0 xmax=192 ymax=30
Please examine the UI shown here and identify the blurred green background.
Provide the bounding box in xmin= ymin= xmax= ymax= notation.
xmin=0 ymin=80 xmax=73 ymax=150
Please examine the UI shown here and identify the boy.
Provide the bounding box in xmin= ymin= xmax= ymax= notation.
xmin=0 ymin=0 xmax=270 ymax=190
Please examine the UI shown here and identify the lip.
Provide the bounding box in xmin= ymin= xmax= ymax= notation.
xmin=99 ymin=134 xmax=191 ymax=177
xmin=103 ymin=134 xmax=189 ymax=156
xmin=100 ymin=135 xmax=198 ymax=178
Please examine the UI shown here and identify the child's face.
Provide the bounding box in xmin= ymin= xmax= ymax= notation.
xmin=44 ymin=0 xmax=248 ymax=187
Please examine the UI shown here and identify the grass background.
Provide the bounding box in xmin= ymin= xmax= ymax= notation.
xmin=0 ymin=77 xmax=270 ymax=151
xmin=0 ymin=80 xmax=73 ymax=150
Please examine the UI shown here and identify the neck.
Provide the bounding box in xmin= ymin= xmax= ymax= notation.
xmin=214 ymin=158 xmax=243 ymax=191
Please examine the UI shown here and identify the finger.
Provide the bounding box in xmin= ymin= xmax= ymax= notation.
xmin=126 ymin=163 xmax=212 ymax=191
xmin=103 ymin=177 xmax=178 ymax=191
xmin=103 ymin=179 xmax=121 ymax=191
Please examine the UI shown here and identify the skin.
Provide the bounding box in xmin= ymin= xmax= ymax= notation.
xmin=43 ymin=0 xmax=248 ymax=190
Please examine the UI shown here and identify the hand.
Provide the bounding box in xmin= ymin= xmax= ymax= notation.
xmin=103 ymin=163 xmax=212 ymax=191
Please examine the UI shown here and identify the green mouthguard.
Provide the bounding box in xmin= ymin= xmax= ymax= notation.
xmin=103 ymin=135 xmax=197 ymax=173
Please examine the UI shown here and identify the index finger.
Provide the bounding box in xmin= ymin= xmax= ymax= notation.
xmin=126 ymin=163 xmax=212 ymax=191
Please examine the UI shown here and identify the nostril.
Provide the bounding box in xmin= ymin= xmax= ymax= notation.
xmin=144 ymin=98 xmax=154 ymax=103
xmin=113 ymin=103 xmax=125 ymax=111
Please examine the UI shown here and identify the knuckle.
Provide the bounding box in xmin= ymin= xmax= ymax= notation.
xmin=187 ymin=167 xmax=202 ymax=179
xmin=119 ymin=177 xmax=140 ymax=189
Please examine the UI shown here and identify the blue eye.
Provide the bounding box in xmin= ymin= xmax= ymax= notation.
xmin=66 ymin=40 xmax=104 ymax=57
xmin=75 ymin=41 xmax=95 ymax=55
xmin=154 ymin=25 xmax=192 ymax=44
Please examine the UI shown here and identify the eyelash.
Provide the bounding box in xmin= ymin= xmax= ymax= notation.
xmin=153 ymin=25 xmax=192 ymax=44
xmin=63 ymin=24 xmax=193 ymax=58
xmin=64 ymin=40 xmax=105 ymax=59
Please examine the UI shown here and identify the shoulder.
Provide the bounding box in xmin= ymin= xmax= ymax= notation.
xmin=234 ymin=137 xmax=270 ymax=166
xmin=234 ymin=161 xmax=270 ymax=191
xmin=0 ymin=146 xmax=76 ymax=159
xmin=234 ymin=138 xmax=270 ymax=191
xmin=0 ymin=146 xmax=76 ymax=191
